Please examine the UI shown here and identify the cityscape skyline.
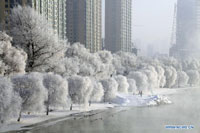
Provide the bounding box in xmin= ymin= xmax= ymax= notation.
xmin=0 ymin=0 xmax=184 ymax=53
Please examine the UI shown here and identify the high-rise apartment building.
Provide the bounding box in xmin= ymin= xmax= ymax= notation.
xmin=0 ymin=0 xmax=67 ymax=40
xmin=105 ymin=0 xmax=132 ymax=53
xmin=170 ymin=0 xmax=200 ymax=59
xmin=0 ymin=0 xmax=27 ymax=30
xmin=30 ymin=0 xmax=67 ymax=40
xmin=66 ymin=0 xmax=102 ymax=53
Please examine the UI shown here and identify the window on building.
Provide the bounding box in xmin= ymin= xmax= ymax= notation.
xmin=5 ymin=4 xmax=9 ymax=8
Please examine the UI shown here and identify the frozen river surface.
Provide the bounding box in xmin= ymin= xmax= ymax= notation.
xmin=22 ymin=88 xmax=200 ymax=133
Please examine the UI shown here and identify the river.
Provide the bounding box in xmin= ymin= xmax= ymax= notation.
xmin=18 ymin=88 xmax=200 ymax=133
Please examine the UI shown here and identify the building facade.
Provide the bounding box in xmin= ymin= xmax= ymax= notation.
xmin=66 ymin=0 xmax=102 ymax=53
xmin=0 ymin=0 xmax=27 ymax=30
xmin=30 ymin=0 xmax=67 ymax=40
xmin=105 ymin=0 xmax=132 ymax=53
xmin=0 ymin=0 xmax=67 ymax=40
xmin=170 ymin=0 xmax=200 ymax=59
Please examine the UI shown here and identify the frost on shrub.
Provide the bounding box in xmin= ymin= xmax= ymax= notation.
xmin=158 ymin=57 xmax=182 ymax=71
xmin=114 ymin=75 xmax=129 ymax=93
xmin=90 ymin=79 xmax=104 ymax=103
xmin=155 ymin=65 xmax=166 ymax=88
xmin=68 ymin=76 xmax=93 ymax=107
xmin=187 ymin=70 xmax=200 ymax=86
xmin=0 ymin=32 xmax=27 ymax=76
xmin=53 ymin=57 xmax=80 ymax=78
xmin=11 ymin=72 xmax=47 ymax=121
xmin=142 ymin=66 xmax=159 ymax=90
xmin=175 ymin=71 xmax=189 ymax=87
xmin=100 ymin=78 xmax=118 ymax=102
xmin=127 ymin=78 xmax=137 ymax=94
xmin=95 ymin=50 xmax=115 ymax=79
xmin=0 ymin=76 xmax=21 ymax=124
xmin=55 ymin=45 xmax=114 ymax=80
xmin=164 ymin=66 xmax=177 ymax=88
xmin=182 ymin=59 xmax=200 ymax=71
xmin=62 ymin=43 xmax=103 ymax=78
xmin=112 ymin=52 xmax=137 ymax=75
xmin=128 ymin=71 xmax=148 ymax=91
xmin=43 ymin=73 xmax=69 ymax=115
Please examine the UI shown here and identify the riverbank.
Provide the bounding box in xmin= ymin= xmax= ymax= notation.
xmin=0 ymin=103 xmax=117 ymax=133
xmin=0 ymin=88 xmax=182 ymax=133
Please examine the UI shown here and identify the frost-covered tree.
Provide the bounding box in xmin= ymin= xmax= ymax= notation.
xmin=127 ymin=78 xmax=137 ymax=94
xmin=175 ymin=71 xmax=189 ymax=87
xmin=43 ymin=73 xmax=69 ymax=115
xmin=142 ymin=66 xmax=158 ymax=90
xmin=158 ymin=57 xmax=182 ymax=71
xmin=112 ymin=52 xmax=137 ymax=75
xmin=182 ymin=59 xmax=200 ymax=71
xmin=0 ymin=76 xmax=21 ymax=124
xmin=187 ymin=70 xmax=200 ymax=86
xmin=8 ymin=6 xmax=66 ymax=72
xmin=11 ymin=73 xmax=47 ymax=121
xmin=90 ymin=80 xmax=104 ymax=103
xmin=55 ymin=43 xmax=103 ymax=78
xmin=114 ymin=75 xmax=129 ymax=93
xmin=95 ymin=50 xmax=115 ymax=79
xmin=164 ymin=66 xmax=177 ymax=88
xmin=53 ymin=57 xmax=80 ymax=78
xmin=0 ymin=32 xmax=27 ymax=76
xmin=68 ymin=76 xmax=93 ymax=109
xmin=100 ymin=78 xmax=118 ymax=102
xmin=128 ymin=71 xmax=148 ymax=91
xmin=154 ymin=65 xmax=166 ymax=88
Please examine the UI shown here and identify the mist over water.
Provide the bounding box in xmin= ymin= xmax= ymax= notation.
xmin=28 ymin=88 xmax=200 ymax=133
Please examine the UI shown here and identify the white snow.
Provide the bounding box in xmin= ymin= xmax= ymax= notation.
xmin=0 ymin=104 xmax=116 ymax=132
xmin=0 ymin=88 xmax=176 ymax=133
xmin=111 ymin=89 xmax=173 ymax=106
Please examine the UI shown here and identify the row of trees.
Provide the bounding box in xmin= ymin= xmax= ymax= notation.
xmin=1 ymin=6 xmax=200 ymax=124
xmin=0 ymin=72 xmax=139 ymax=123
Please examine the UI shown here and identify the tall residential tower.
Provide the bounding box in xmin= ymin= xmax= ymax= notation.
xmin=66 ymin=0 xmax=102 ymax=53
xmin=170 ymin=0 xmax=200 ymax=59
xmin=0 ymin=0 xmax=67 ymax=40
xmin=30 ymin=0 xmax=67 ymax=40
xmin=105 ymin=0 xmax=132 ymax=53
xmin=0 ymin=0 xmax=27 ymax=30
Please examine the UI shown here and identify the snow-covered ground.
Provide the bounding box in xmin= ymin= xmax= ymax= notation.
xmin=112 ymin=93 xmax=172 ymax=106
xmin=0 ymin=104 xmax=116 ymax=132
xmin=0 ymin=88 xmax=177 ymax=133
xmin=112 ymin=88 xmax=176 ymax=106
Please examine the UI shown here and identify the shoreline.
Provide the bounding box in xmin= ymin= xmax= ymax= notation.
xmin=0 ymin=104 xmax=117 ymax=133
xmin=1 ymin=87 xmax=194 ymax=133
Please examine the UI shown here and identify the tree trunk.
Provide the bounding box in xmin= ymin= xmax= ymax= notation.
xmin=46 ymin=104 xmax=49 ymax=115
xmin=17 ymin=111 xmax=22 ymax=122
xmin=70 ymin=104 xmax=73 ymax=111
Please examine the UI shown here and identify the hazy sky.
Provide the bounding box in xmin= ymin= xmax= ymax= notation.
xmin=103 ymin=0 xmax=177 ymax=56
xmin=133 ymin=0 xmax=177 ymax=55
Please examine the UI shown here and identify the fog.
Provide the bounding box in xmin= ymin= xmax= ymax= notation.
xmin=102 ymin=0 xmax=177 ymax=56
xmin=30 ymin=88 xmax=200 ymax=133
xmin=133 ymin=0 xmax=177 ymax=56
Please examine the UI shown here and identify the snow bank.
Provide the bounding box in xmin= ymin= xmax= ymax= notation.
xmin=111 ymin=91 xmax=172 ymax=107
